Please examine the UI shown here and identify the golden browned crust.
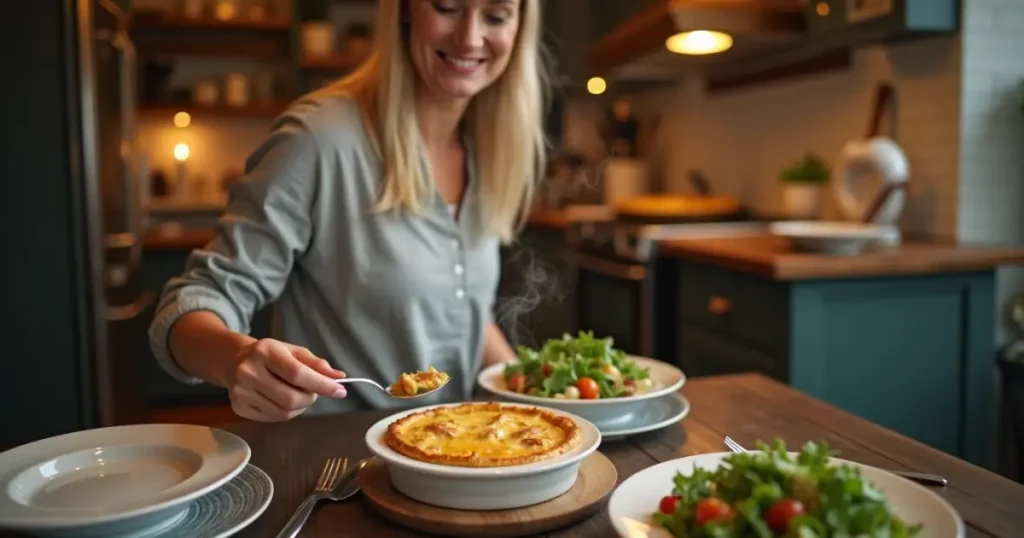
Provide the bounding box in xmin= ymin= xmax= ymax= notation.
xmin=385 ymin=402 xmax=583 ymax=468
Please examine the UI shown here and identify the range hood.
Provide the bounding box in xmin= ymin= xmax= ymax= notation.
xmin=586 ymin=0 xmax=808 ymax=82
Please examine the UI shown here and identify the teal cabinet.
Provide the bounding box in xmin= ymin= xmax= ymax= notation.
xmin=807 ymin=0 xmax=959 ymax=44
xmin=676 ymin=261 xmax=997 ymax=469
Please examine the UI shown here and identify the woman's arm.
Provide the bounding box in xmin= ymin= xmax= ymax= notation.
xmin=482 ymin=322 xmax=518 ymax=367
xmin=148 ymin=117 xmax=323 ymax=387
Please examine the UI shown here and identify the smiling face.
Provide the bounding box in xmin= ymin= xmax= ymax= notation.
xmin=407 ymin=0 xmax=522 ymax=102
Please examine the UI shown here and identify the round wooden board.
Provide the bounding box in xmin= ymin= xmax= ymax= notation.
xmin=359 ymin=452 xmax=618 ymax=538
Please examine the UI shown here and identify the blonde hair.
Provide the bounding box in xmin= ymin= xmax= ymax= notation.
xmin=315 ymin=0 xmax=549 ymax=243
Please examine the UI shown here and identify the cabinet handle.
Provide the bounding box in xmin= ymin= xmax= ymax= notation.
xmin=708 ymin=295 xmax=733 ymax=315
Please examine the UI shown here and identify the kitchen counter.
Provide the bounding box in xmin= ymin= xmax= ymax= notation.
xmin=143 ymin=227 xmax=215 ymax=251
xmin=527 ymin=205 xmax=614 ymax=230
xmin=661 ymin=234 xmax=1024 ymax=280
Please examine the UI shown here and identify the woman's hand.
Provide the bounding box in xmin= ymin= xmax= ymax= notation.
xmin=227 ymin=338 xmax=347 ymax=422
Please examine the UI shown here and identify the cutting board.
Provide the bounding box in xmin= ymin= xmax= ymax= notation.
xmin=359 ymin=453 xmax=618 ymax=538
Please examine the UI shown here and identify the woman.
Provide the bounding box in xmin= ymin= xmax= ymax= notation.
xmin=148 ymin=0 xmax=549 ymax=422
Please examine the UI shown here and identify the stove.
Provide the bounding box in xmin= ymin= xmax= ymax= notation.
xmin=565 ymin=218 xmax=770 ymax=262
xmin=560 ymin=214 xmax=771 ymax=363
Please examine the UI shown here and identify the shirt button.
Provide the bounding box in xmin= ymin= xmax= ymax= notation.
xmin=454 ymin=263 xmax=464 ymax=275
xmin=451 ymin=239 xmax=461 ymax=250
xmin=455 ymin=288 xmax=465 ymax=300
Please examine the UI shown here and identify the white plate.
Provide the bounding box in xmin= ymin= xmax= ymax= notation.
xmin=365 ymin=401 xmax=602 ymax=510
xmin=602 ymin=393 xmax=690 ymax=442
xmin=769 ymin=221 xmax=890 ymax=255
xmin=476 ymin=356 xmax=686 ymax=426
xmin=608 ymin=452 xmax=965 ymax=538
xmin=0 ymin=424 xmax=250 ymax=536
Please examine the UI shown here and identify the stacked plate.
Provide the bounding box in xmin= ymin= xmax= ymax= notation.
xmin=476 ymin=356 xmax=689 ymax=441
xmin=0 ymin=424 xmax=272 ymax=538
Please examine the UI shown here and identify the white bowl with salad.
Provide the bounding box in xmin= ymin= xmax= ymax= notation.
xmin=608 ymin=440 xmax=964 ymax=538
xmin=476 ymin=332 xmax=686 ymax=426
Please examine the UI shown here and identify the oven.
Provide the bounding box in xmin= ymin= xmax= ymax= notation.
xmin=561 ymin=229 xmax=679 ymax=362
xmin=561 ymin=218 xmax=766 ymax=363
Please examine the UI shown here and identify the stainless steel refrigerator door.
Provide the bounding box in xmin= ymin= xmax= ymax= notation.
xmin=79 ymin=0 xmax=151 ymax=426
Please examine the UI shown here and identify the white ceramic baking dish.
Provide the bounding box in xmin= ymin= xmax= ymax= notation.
xmin=364 ymin=402 xmax=601 ymax=510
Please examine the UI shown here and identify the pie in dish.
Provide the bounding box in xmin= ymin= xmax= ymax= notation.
xmin=385 ymin=402 xmax=582 ymax=467
xmin=388 ymin=366 xmax=450 ymax=397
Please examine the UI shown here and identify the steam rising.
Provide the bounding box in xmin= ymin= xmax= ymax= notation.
xmin=494 ymin=246 xmax=575 ymax=349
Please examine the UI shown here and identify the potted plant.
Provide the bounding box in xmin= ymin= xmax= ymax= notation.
xmin=298 ymin=0 xmax=334 ymax=58
xmin=780 ymin=152 xmax=830 ymax=219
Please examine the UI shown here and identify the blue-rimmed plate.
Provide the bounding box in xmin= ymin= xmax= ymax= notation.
xmin=0 ymin=424 xmax=250 ymax=537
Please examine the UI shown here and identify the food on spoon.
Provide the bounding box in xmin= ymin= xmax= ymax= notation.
xmin=652 ymin=439 xmax=923 ymax=537
xmin=385 ymin=402 xmax=582 ymax=467
xmin=388 ymin=366 xmax=449 ymax=397
xmin=501 ymin=331 xmax=655 ymax=399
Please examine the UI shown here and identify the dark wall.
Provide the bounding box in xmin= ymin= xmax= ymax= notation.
xmin=0 ymin=1 xmax=96 ymax=446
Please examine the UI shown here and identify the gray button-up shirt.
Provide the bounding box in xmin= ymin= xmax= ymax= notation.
xmin=148 ymin=95 xmax=501 ymax=415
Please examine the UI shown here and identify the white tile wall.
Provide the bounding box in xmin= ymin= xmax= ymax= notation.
xmin=617 ymin=2 xmax=1024 ymax=344
xmin=635 ymin=36 xmax=963 ymax=238
xmin=958 ymin=0 xmax=1024 ymax=345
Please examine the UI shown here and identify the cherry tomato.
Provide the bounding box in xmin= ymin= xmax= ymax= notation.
xmin=542 ymin=364 xmax=553 ymax=376
xmin=695 ymin=498 xmax=734 ymax=526
xmin=576 ymin=377 xmax=600 ymax=399
xmin=765 ymin=498 xmax=804 ymax=533
xmin=508 ymin=374 xmax=527 ymax=393
xmin=658 ymin=495 xmax=680 ymax=514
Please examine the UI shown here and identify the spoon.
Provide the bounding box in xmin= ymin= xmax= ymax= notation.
xmin=335 ymin=376 xmax=450 ymax=399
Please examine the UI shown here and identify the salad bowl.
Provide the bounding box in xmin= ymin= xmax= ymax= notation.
xmin=477 ymin=355 xmax=685 ymax=426
xmin=608 ymin=449 xmax=964 ymax=538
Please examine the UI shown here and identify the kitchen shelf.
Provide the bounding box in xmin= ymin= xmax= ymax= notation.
xmin=139 ymin=102 xmax=290 ymax=119
xmin=130 ymin=13 xmax=292 ymax=59
xmin=130 ymin=14 xmax=291 ymax=32
xmin=301 ymin=53 xmax=363 ymax=70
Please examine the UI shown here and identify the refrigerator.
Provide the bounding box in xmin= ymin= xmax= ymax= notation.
xmin=0 ymin=0 xmax=150 ymax=448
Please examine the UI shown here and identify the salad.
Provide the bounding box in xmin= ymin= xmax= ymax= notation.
xmin=653 ymin=440 xmax=923 ymax=538
xmin=501 ymin=331 xmax=654 ymax=399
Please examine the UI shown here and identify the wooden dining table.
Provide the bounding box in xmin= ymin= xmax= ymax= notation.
xmin=185 ymin=374 xmax=1024 ymax=536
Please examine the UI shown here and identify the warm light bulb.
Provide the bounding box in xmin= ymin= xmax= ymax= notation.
xmin=173 ymin=143 xmax=190 ymax=161
xmin=587 ymin=76 xmax=607 ymax=95
xmin=173 ymin=112 xmax=191 ymax=128
xmin=665 ymin=30 xmax=733 ymax=55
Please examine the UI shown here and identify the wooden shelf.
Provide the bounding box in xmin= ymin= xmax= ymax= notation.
xmin=130 ymin=13 xmax=292 ymax=59
xmin=130 ymin=14 xmax=291 ymax=32
xmin=139 ymin=101 xmax=290 ymax=119
xmin=301 ymin=53 xmax=363 ymax=70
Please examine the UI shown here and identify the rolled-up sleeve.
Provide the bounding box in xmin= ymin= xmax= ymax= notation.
xmin=148 ymin=116 xmax=322 ymax=383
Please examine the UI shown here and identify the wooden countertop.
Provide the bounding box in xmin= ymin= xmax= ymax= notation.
xmin=527 ymin=206 xmax=615 ymax=230
xmin=661 ymin=233 xmax=1024 ymax=280
xmin=143 ymin=206 xmax=598 ymax=251
xmin=143 ymin=227 xmax=215 ymax=251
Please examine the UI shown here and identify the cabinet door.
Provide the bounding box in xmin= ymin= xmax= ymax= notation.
xmin=496 ymin=226 xmax=577 ymax=348
xmin=806 ymin=0 xmax=849 ymax=37
xmin=678 ymin=325 xmax=781 ymax=380
xmin=789 ymin=277 xmax=981 ymax=459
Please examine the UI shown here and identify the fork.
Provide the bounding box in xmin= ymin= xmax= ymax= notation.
xmin=723 ymin=436 xmax=948 ymax=487
xmin=275 ymin=457 xmax=347 ymax=538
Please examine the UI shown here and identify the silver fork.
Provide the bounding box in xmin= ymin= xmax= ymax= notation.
xmin=723 ymin=436 xmax=948 ymax=487
xmin=275 ymin=457 xmax=347 ymax=538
